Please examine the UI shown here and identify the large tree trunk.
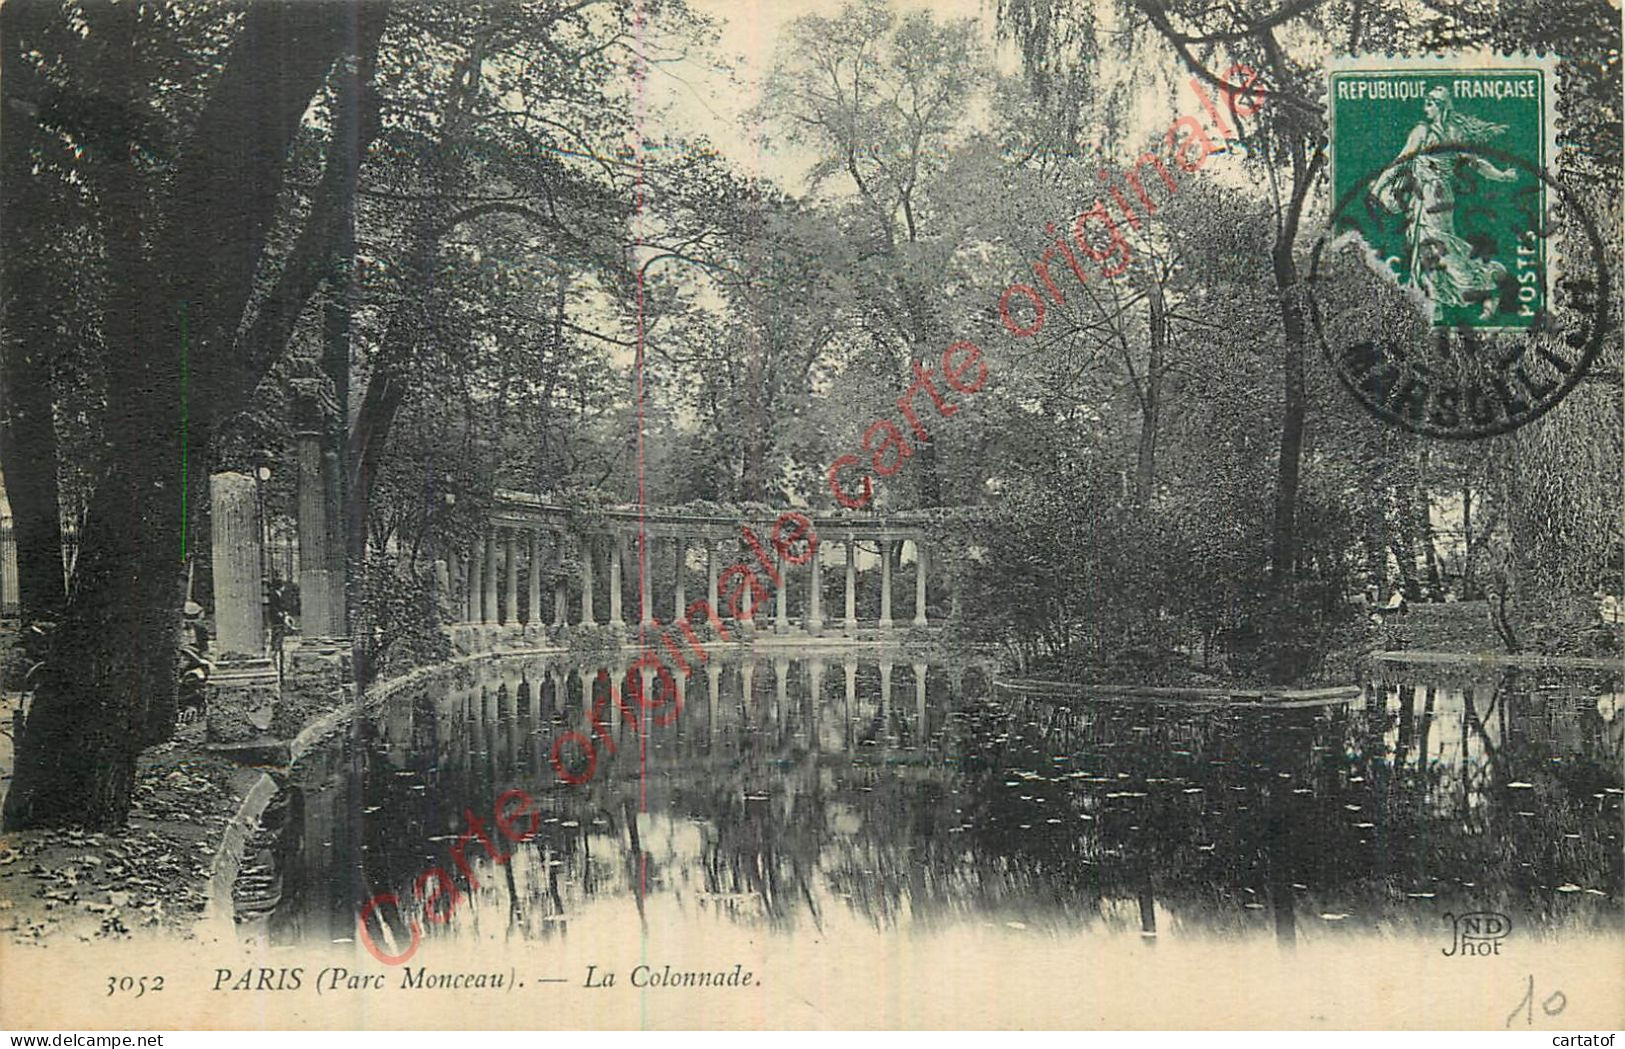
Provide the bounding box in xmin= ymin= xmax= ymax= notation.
xmin=0 ymin=1 xmax=68 ymax=622
xmin=1135 ymin=280 xmax=1167 ymax=504
xmin=4 ymin=2 xmax=366 ymax=830
xmin=1268 ymin=240 xmax=1309 ymax=589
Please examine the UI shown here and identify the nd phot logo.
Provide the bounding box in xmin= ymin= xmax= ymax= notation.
xmin=1441 ymin=911 xmax=1512 ymax=957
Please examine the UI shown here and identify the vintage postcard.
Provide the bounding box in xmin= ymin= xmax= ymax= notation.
xmin=0 ymin=0 xmax=1620 ymax=1033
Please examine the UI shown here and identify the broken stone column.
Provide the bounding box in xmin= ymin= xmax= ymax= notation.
xmin=207 ymin=471 xmax=279 ymax=750
xmin=0 ymin=516 xmax=17 ymax=616
xmin=209 ymin=472 xmax=264 ymax=658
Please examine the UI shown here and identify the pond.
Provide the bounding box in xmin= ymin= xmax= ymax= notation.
xmin=239 ymin=650 xmax=1622 ymax=959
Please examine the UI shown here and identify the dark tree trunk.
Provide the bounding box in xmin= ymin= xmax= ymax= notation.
xmin=1135 ymin=280 xmax=1167 ymax=504
xmin=4 ymin=1 xmax=366 ymax=830
xmin=0 ymin=0 xmax=68 ymax=622
xmin=1269 ymin=241 xmax=1308 ymax=589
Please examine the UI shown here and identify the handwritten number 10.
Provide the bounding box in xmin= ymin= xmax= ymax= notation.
xmin=1506 ymin=974 xmax=1566 ymax=1027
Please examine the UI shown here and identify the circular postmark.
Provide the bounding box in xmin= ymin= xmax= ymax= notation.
xmin=1307 ymin=142 xmax=1608 ymax=438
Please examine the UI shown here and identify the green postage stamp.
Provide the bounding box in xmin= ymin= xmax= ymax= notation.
xmin=1327 ymin=54 xmax=1557 ymax=331
xmin=1316 ymin=53 xmax=1607 ymax=438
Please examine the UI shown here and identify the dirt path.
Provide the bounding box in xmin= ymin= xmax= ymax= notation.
xmin=0 ymin=710 xmax=254 ymax=948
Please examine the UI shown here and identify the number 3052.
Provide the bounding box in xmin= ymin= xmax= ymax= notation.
xmin=106 ymin=976 xmax=163 ymax=997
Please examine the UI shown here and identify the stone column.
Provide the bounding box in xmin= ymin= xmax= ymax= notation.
xmin=706 ymin=542 xmax=720 ymax=614
xmin=206 ymin=473 xmax=278 ymax=748
xmin=638 ymin=535 xmax=653 ymax=629
xmin=481 ymin=531 xmax=498 ymax=624
xmin=844 ymin=539 xmax=858 ymax=633
xmin=296 ymin=432 xmax=340 ymax=637
xmin=209 ymin=472 xmax=264 ymax=657
xmin=672 ymin=538 xmax=687 ymax=623
xmin=1 ymin=514 xmax=20 ymax=616
xmin=608 ymin=535 xmax=624 ymax=626
xmin=527 ymin=531 xmax=543 ymax=625
xmin=466 ymin=539 xmax=483 ymax=624
xmin=879 ymin=540 xmax=894 ymax=628
xmin=503 ymin=530 xmax=519 ymax=625
xmin=806 ymin=540 xmax=822 ymax=635
xmin=580 ymin=536 xmax=594 ymax=625
xmin=913 ymin=539 xmax=928 ymax=627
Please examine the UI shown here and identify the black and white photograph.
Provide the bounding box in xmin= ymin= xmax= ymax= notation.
xmin=0 ymin=0 xmax=1620 ymax=1032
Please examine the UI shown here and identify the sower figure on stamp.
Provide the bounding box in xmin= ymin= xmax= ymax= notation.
xmin=1370 ymin=85 xmax=1518 ymax=321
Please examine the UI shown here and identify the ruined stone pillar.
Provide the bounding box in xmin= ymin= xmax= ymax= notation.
xmin=527 ymin=531 xmax=542 ymax=625
xmin=206 ymin=472 xmax=279 ymax=749
xmin=913 ymin=539 xmax=928 ymax=627
xmin=1 ymin=513 xmax=20 ymax=616
xmin=296 ymin=433 xmax=340 ymax=637
xmin=481 ymin=531 xmax=497 ymax=624
xmin=879 ymin=540 xmax=894 ymax=628
xmin=503 ymin=529 xmax=519 ymax=625
xmin=806 ymin=540 xmax=822 ymax=634
xmin=210 ymin=472 xmax=264 ymax=657
xmin=844 ymin=539 xmax=857 ymax=633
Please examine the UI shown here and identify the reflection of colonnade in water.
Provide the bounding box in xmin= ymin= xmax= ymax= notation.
xmin=440 ymin=490 xmax=975 ymax=636
xmin=376 ymin=654 xmax=997 ymax=786
xmin=267 ymin=665 xmax=1622 ymax=956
